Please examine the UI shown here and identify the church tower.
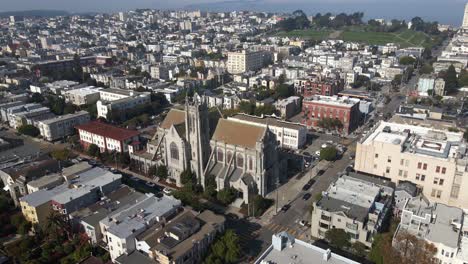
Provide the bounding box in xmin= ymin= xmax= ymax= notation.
xmin=185 ymin=97 xmax=210 ymax=187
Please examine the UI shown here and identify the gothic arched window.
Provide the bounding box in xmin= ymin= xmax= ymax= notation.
xmin=237 ymin=154 xmax=244 ymax=168
xmin=170 ymin=142 xmax=179 ymax=160
xmin=217 ymin=149 xmax=224 ymax=162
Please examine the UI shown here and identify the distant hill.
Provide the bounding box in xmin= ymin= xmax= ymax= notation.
xmin=0 ymin=10 xmax=70 ymax=18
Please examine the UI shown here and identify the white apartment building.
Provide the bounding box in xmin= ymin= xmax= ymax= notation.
xmin=99 ymin=194 xmax=181 ymax=261
xmin=311 ymin=173 xmax=394 ymax=248
xmin=355 ymin=121 xmax=468 ymax=209
xmin=37 ymin=111 xmax=90 ymax=141
xmin=394 ymin=197 xmax=468 ymax=264
xmin=63 ymin=86 xmax=101 ymax=106
xmin=96 ymin=89 xmax=151 ymax=119
xmin=227 ymin=50 xmax=264 ymax=74
xmin=228 ymin=114 xmax=307 ymax=150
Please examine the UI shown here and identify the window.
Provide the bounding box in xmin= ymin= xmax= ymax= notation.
xmin=418 ymin=162 xmax=422 ymax=169
xmin=436 ymin=166 xmax=440 ymax=173
xmin=423 ymin=163 xmax=427 ymax=170
xmin=249 ymin=157 xmax=253 ymax=170
xmin=217 ymin=149 xmax=224 ymax=162
xmin=404 ymin=171 xmax=408 ymax=178
xmin=421 ymin=175 xmax=426 ymax=181
xmin=170 ymin=142 xmax=179 ymax=160
xmin=405 ymin=160 xmax=409 ymax=166
xmin=375 ymin=153 xmax=379 ymax=158
xmin=227 ymin=151 xmax=233 ymax=163
xmin=386 ymin=167 xmax=390 ymax=173
xmin=439 ymin=179 xmax=444 ymax=186
xmin=431 ymin=189 xmax=436 ymax=197
xmin=437 ymin=190 xmax=442 ymax=198
xmin=442 ymin=167 xmax=446 ymax=174
xmin=416 ymin=173 xmax=420 ymax=180
xmin=400 ymin=159 xmax=404 ymax=166
xmin=434 ymin=178 xmax=439 ymax=184
xmin=398 ymin=170 xmax=403 ymax=176
xmin=387 ymin=156 xmax=392 ymax=163
xmin=237 ymin=154 xmax=244 ymax=168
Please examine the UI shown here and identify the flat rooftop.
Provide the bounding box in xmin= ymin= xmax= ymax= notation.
xmin=228 ymin=113 xmax=305 ymax=130
xmin=303 ymin=95 xmax=360 ymax=107
xmin=255 ymin=232 xmax=360 ymax=264
xmin=64 ymin=86 xmax=101 ymax=96
xmin=362 ymin=121 xmax=465 ymax=160
xmin=39 ymin=111 xmax=89 ymax=125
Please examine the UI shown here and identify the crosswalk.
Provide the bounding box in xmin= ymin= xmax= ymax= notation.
xmin=263 ymin=222 xmax=309 ymax=240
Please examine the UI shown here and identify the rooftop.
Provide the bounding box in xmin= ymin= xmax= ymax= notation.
xmin=255 ymin=232 xmax=360 ymax=264
xmin=160 ymin=109 xmax=185 ymax=130
xmin=229 ymin=113 xmax=305 ymax=130
xmin=361 ymin=121 xmax=466 ymax=160
xmin=63 ymin=86 xmax=101 ymax=96
xmin=75 ymin=121 xmax=140 ymax=141
xmin=212 ymin=119 xmax=266 ymax=149
xmin=303 ymin=95 xmax=360 ymax=107
xmin=39 ymin=111 xmax=89 ymax=125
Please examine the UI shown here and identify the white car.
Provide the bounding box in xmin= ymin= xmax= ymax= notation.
xmin=162 ymin=188 xmax=172 ymax=195
xmin=299 ymin=220 xmax=309 ymax=227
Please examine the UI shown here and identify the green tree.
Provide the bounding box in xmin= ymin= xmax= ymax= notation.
xmin=216 ymin=188 xmax=237 ymax=205
xmin=155 ymin=165 xmax=168 ymax=179
xmin=18 ymin=124 xmax=40 ymax=137
xmin=399 ymin=56 xmax=416 ymax=65
xmin=50 ymin=148 xmax=72 ymax=161
xmin=320 ymin=147 xmax=337 ymax=161
xmin=325 ymin=228 xmax=350 ymax=248
xmin=275 ymin=84 xmax=294 ymax=99
xmin=444 ymin=65 xmax=459 ymax=93
xmin=30 ymin=92 xmax=45 ymax=103
xmin=204 ymin=230 xmax=241 ymax=264
xmin=180 ymin=169 xmax=196 ymax=187
xmin=87 ymin=144 xmax=100 ymax=157
xmin=419 ymin=64 xmax=434 ymax=74
xmin=458 ymin=69 xmax=468 ymax=87
xmin=238 ymin=101 xmax=255 ymax=115
xmin=352 ymin=241 xmax=367 ymax=257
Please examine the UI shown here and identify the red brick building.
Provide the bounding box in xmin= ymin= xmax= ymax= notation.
xmin=75 ymin=121 xmax=140 ymax=153
xmin=295 ymin=80 xmax=344 ymax=97
xmin=301 ymin=95 xmax=361 ymax=134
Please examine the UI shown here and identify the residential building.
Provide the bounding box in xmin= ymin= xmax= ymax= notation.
xmin=136 ymin=209 xmax=225 ymax=264
xmin=37 ymin=111 xmax=90 ymax=141
xmin=96 ymin=89 xmax=151 ymax=119
xmin=254 ymin=232 xmax=360 ymax=264
xmin=99 ymin=194 xmax=181 ymax=261
xmin=355 ymin=121 xmax=468 ymax=208
xmin=301 ymin=95 xmax=361 ymax=134
xmin=274 ymin=96 xmax=301 ymax=119
xmin=63 ymin=86 xmax=102 ymax=106
xmin=311 ymin=173 xmax=394 ymax=247
xmin=227 ymin=50 xmax=264 ymax=74
xmin=296 ymin=80 xmax=344 ymax=97
xmin=393 ymin=197 xmax=468 ymax=264
xmin=76 ymin=121 xmax=140 ymax=153
xmin=417 ymin=75 xmax=445 ymax=96
xmin=228 ymin=114 xmax=307 ymax=150
xmin=19 ymin=165 xmax=121 ymax=226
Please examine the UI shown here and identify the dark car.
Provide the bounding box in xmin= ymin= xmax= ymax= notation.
xmin=302 ymin=193 xmax=312 ymax=200
xmin=302 ymin=183 xmax=311 ymax=191
xmin=317 ymin=170 xmax=325 ymax=176
xmin=281 ymin=204 xmax=291 ymax=212
xmin=303 ymin=152 xmax=311 ymax=157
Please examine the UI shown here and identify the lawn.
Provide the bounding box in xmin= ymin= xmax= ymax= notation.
xmin=275 ymin=28 xmax=434 ymax=48
xmin=275 ymin=29 xmax=331 ymax=40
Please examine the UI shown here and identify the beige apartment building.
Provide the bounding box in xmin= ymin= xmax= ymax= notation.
xmin=355 ymin=121 xmax=468 ymax=208
xmin=227 ymin=50 xmax=264 ymax=74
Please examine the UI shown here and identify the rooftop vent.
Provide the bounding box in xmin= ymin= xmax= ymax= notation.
xmin=323 ymin=249 xmax=332 ymax=261
xmin=383 ymin=126 xmax=391 ymax=133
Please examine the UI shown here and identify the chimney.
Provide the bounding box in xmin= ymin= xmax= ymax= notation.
xmin=323 ymin=249 xmax=331 ymax=261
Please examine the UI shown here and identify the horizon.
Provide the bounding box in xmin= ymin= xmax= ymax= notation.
xmin=0 ymin=0 xmax=466 ymax=26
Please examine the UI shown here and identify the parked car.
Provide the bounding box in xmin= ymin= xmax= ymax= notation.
xmin=299 ymin=220 xmax=309 ymax=227
xmin=302 ymin=193 xmax=311 ymax=200
xmin=302 ymin=183 xmax=312 ymax=191
xmin=281 ymin=204 xmax=291 ymax=212
xmin=162 ymin=188 xmax=172 ymax=195
xmin=317 ymin=170 xmax=325 ymax=176
xmin=145 ymin=182 xmax=156 ymax=188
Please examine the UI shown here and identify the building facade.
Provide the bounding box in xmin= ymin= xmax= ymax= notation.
xmin=301 ymin=95 xmax=361 ymax=134
xmin=37 ymin=111 xmax=90 ymax=141
xmin=227 ymin=50 xmax=264 ymax=74
xmin=355 ymin=121 xmax=468 ymax=208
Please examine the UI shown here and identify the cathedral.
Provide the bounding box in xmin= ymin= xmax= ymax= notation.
xmin=130 ymin=97 xmax=282 ymax=204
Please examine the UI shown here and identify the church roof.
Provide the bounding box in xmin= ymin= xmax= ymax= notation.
xmin=160 ymin=109 xmax=185 ymax=129
xmin=212 ymin=119 xmax=266 ymax=149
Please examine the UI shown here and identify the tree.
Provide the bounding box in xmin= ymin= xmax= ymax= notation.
xmin=204 ymin=230 xmax=241 ymax=264
xmin=351 ymin=241 xmax=367 ymax=257
xmin=325 ymin=228 xmax=350 ymax=248
xmin=352 ymin=75 xmax=370 ymax=88
xmin=18 ymin=124 xmax=40 ymax=137
xmin=419 ymin=64 xmax=434 ymax=74
xmin=180 ymin=169 xmax=196 ymax=188
xmin=275 ymin=84 xmax=294 ymax=99
xmin=444 ymin=65 xmax=459 ymax=93
xmin=458 ymin=69 xmax=468 ymax=87
xmin=51 ymin=148 xmax=72 ymax=161
xmin=238 ymin=101 xmax=255 ymax=115
xmin=320 ymin=147 xmax=337 ymax=161
xmin=30 ymin=92 xmax=44 ymax=103
xmin=399 ymin=56 xmax=416 ymax=65
xmin=392 ymin=231 xmax=437 ymax=264
xmin=216 ymin=188 xmax=237 ymax=205
xmin=155 ymin=165 xmax=168 ymax=179
xmin=87 ymin=144 xmax=100 ymax=157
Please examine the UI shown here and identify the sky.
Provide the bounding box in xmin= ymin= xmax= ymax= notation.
xmin=1 ymin=0 xmax=466 ymax=26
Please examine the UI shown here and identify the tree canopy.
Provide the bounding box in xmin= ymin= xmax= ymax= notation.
xmin=320 ymin=147 xmax=338 ymax=161
xmin=18 ymin=124 xmax=40 ymax=137
xmin=325 ymin=228 xmax=350 ymax=248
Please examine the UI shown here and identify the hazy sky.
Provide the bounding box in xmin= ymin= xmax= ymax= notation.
xmin=2 ymin=0 xmax=466 ymax=25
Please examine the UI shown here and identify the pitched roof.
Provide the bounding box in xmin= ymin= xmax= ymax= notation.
xmin=160 ymin=109 xmax=185 ymax=129
xmin=212 ymin=119 xmax=266 ymax=148
xmin=75 ymin=121 xmax=140 ymax=141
